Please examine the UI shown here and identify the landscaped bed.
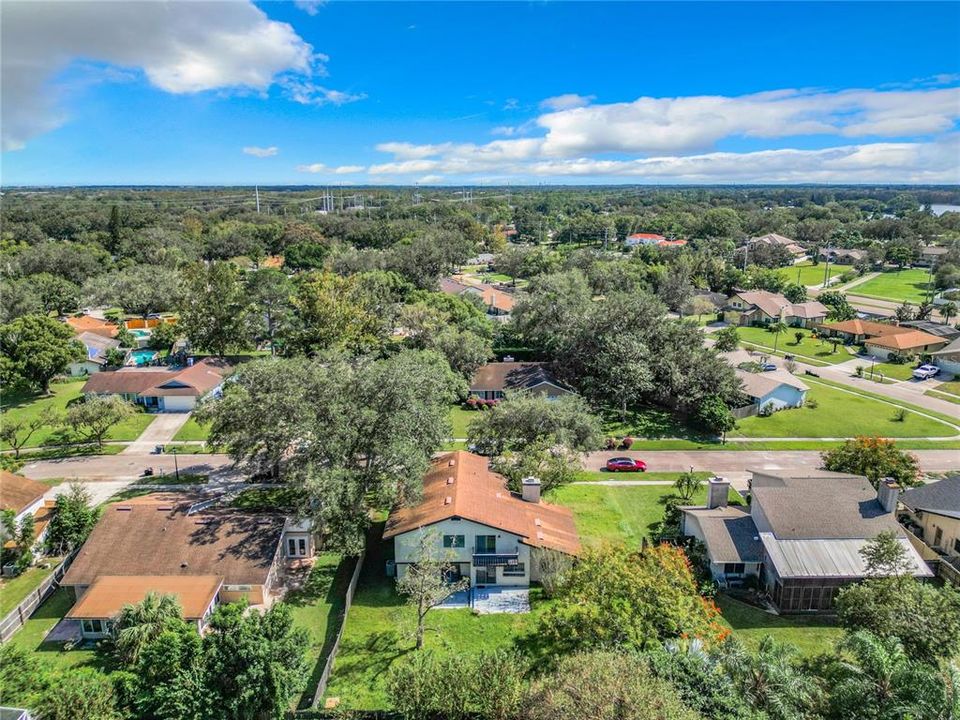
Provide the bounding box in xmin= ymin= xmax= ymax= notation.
xmin=730 ymin=380 xmax=958 ymax=438
xmin=849 ymin=268 xmax=934 ymax=304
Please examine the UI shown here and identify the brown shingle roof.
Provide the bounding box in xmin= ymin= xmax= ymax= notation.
xmin=733 ymin=290 xmax=790 ymax=318
xmin=470 ymin=362 xmax=567 ymax=393
xmin=81 ymin=359 xmax=229 ymax=398
xmin=62 ymin=494 xmax=285 ymax=588
xmin=864 ymin=330 xmax=947 ymax=351
xmin=0 ymin=471 xmax=48 ymax=515
xmin=789 ymin=301 xmax=829 ymax=319
xmin=65 ymin=315 xmax=119 ymax=338
xmin=818 ymin=319 xmax=912 ymax=338
xmin=67 ymin=575 xmax=222 ymax=620
xmin=384 ymin=451 xmax=580 ymax=556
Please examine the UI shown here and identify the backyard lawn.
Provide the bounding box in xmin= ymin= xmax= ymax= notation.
xmin=6 ymin=588 xmax=107 ymax=672
xmin=448 ymin=405 xmax=475 ymax=438
xmin=730 ymin=380 xmax=957 ymax=438
xmin=287 ymin=553 xmax=354 ymax=710
xmin=0 ymin=558 xmax=63 ymax=616
xmin=549 ymin=479 xmax=734 ymax=547
xmin=851 ymin=268 xmax=934 ymax=304
xmin=172 ymin=416 xmax=210 ymax=441
xmin=737 ymin=326 xmax=855 ymax=365
xmin=0 ymin=380 xmax=155 ymax=450
xmin=778 ymin=261 xmax=852 ymax=287
xmin=716 ymin=595 xmax=842 ymax=656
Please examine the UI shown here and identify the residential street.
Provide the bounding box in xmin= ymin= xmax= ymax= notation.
xmin=20 ymin=452 xmax=238 ymax=482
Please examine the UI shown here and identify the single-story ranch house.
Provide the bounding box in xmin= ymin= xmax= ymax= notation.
xmin=932 ymin=337 xmax=960 ymax=375
xmin=724 ymin=290 xmax=828 ymax=328
xmin=469 ymin=362 xmax=573 ymax=401
xmin=1 ymin=471 xmax=56 ymax=560
xmin=899 ymin=476 xmax=960 ymax=560
xmin=815 ymin=318 xmax=911 ymax=345
xmin=60 ymin=492 xmax=313 ymax=638
xmin=68 ymin=331 xmax=122 ymax=377
xmin=818 ymin=247 xmax=867 ymax=264
xmin=748 ymin=233 xmax=806 ymax=259
xmin=681 ymin=471 xmax=932 ymax=613
xmin=64 ymin=315 xmax=118 ymax=338
xmin=863 ymin=330 xmax=948 ymax=360
xmin=735 ymin=369 xmax=808 ymax=414
xmin=81 ymin=358 xmax=230 ymax=412
xmin=384 ymin=451 xmax=580 ymax=588
xmin=440 ymin=278 xmax=516 ymax=319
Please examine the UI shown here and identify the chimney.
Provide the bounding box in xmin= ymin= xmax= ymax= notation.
xmin=877 ymin=477 xmax=900 ymax=514
xmin=707 ymin=476 xmax=730 ymax=509
xmin=521 ymin=476 xmax=541 ymax=504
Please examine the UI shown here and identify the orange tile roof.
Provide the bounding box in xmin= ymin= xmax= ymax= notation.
xmin=64 ymin=315 xmax=118 ymax=338
xmin=865 ymin=330 xmax=948 ymax=351
xmin=818 ymin=319 xmax=912 ymax=338
xmin=5 ymin=501 xmax=57 ymax=550
xmin=67 ymin=575 xmax=222 ymax=620
xmin=384 ymin=451 xmax=580 ymax=556
xmin=1 ymin=471 xmax=48 ymax=515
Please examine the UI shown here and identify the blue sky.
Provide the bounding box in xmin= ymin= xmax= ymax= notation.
xmin=2 ymin=1 xmax=959 ymax=185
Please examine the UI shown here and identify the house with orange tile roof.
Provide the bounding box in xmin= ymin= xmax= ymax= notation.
xmin=864 ymin=329 xmax=949 ymax=360
xmin=1 ymin=470 xmax=56 ymax=560
xmin=64 ymin=314 xmax=119 ymax=338
xmin=384 ymin=451 xmax=580 ymax=590
xmin=439 ymin=277 xmax=516 ymax=319
xmin=815 ymin=318 xmax=912 ymax=345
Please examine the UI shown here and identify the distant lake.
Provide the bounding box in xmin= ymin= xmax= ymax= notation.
xmin=930 ymin=204 xmax=960 ymax=216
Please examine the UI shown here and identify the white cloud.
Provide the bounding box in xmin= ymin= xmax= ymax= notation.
xmin=334 ymin=165 xmax=365 ymax=174
xmin=1 ymin=1 xmax=361 ymax=151
xmin=294 ymin=0 xmax=326 ymax=15
xmin=418 ymin=175 xmax=445 ymax=184
xmin=296 ymin=163 xmax=327 ymax=173
xmin=539 ymin=93 xmax=595 ymax=111
xmin=282 ymin=79 xmax=367 ymax=106
xmin=503 ymin=98 xmax=520 ymax=110
xmin=243 ymin=146 xmax=279 ymax=157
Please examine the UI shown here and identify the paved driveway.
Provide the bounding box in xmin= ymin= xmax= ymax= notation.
xmin=121 ymin=412 xmax=193 ymax=454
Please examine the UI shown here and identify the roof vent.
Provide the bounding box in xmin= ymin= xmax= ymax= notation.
xmin=536 ymin=531 xmax=544 ymax=540
xmin=444 ymin=496 xmax=452 ymax=505
xmin=534 ymin=518 xmax=542 ymax=527
xmin=156 ymin=506 xmax=173 ymax=511
xmin=180 ymin=562 xmax=188 ymax=568
xmin=448 ymin=459 xmax=456 ymax=467
xmin=116 ymin=506 xmax=132 ymax=512
xmin=447 ymin=476 xmax=455 ymax=485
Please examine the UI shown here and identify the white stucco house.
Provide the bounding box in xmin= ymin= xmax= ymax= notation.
xmin=80 ymin=358 xmax=230 ymax=412
xmin=384 ymin=451 xmax=580 ymax=588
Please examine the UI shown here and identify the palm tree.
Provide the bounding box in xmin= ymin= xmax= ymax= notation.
xmin=769 ymin=321 xmax=788 ymax=355
xmin=112 ymin=592 xmax=183 ymax=664
xmin=941 ymin=301 xmax=957 ymax=326
xmin=720 ymin=636 xmax=821 ymax=720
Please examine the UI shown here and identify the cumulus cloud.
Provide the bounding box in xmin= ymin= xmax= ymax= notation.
xmin=296 ymin=163 xmax=327 ymax=173
xmin=294 ymin=0 xmax=326 ymax=15
xmin=539 ymin=93 xmax=595 ymax=111
xmin=334 ymin=165 xmax=365 ymax=174
xmin=418 ymin=175 xmax=445 ymax=184
xmin=243 ymin=146 xmax=279 ymax=157
xmin=1 ymin=1 xmax=360 ymax=151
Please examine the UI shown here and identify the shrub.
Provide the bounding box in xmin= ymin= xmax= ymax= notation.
xmin=806 ymin=398 xmax=819 ymax=409
xmin=465 ymin=397 xmax=479 ymax=409
xmin=605 ymin=437 xmax=619 ymax=450
xmin=855 ymin=365 xmax=864 ymax=377
xmin=621 ymin=436 xmax=634 ymax=449
xmin=892 ymin=408 xmax=907 ymax=422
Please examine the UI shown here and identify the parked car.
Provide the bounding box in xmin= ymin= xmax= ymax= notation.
xmin=606 ymin=457 xmax=647 ymax=472
xmin=761 ymin=363 xmax=777 ymax=372
xmin=912 ymin=364 xmax=940 ymax=380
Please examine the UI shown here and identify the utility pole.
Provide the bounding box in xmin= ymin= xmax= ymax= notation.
xmin=255 ymin=185 xmax=260 ymax=213
xmin=822 ymin=253 xmax=831 ymax=287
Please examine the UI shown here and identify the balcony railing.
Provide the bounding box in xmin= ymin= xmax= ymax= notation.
xmin=472 ymin=546 xmax=520 ymax=567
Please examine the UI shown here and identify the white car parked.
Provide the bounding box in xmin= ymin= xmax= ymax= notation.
xmin=912 ymin=364 xmax=940 ymax=380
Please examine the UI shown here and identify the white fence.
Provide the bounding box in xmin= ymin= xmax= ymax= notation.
xmin=0 ymin=553 xmax=75 ymax=643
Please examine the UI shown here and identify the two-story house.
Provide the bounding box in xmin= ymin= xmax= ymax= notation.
xmin=384 ymin=451 xmax=580 ymax=588
xmin=681 ymin=470 xmax=932 ymax=613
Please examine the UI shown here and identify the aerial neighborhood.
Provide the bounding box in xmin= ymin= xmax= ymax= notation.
xmin=2 ymin=2 xmax=960 ymax=718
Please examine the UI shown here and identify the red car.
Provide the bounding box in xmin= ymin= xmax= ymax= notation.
xmin=606 ymin=457 xmax=647 ymax=472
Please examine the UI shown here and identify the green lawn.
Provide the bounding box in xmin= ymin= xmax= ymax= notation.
xmin=856 ymin=361 xmax=917 ymax=382
xmin=931 ymin=379 xmax=960 ymax=398
xmin=0 ymin=559 xmax=63 ymax=616
xmin=737 ymin=326 xmax=855 ymax=365
xmin=550 ymin=480 xmax=736 ymax=548
xmin=172 ymin=416 xmax=210 ymax=441
xmin=448 ymin=406 xmax=475 ymax=438
xmin=1 ymin=381 xmax=155 ymax=450
xmin=716 ymin=595 xmax=841 ymax=656
xmin=927 ymin=389 xmax=960 ymax=405
xmin=731 ymin=380 xmax=957 ymax=438
xmin=778 ymin=261 xmax=852 ymax=287
xmin=287 ymin=553 xmax=353 ymax=710
xmin=6 ymin=588 xmax=109 ymax=672
xmin=325 ymin=531 xmax=550 ymax=710
xmin=603 ymin=406 xmax=713 ymax=443
xmin=230 ymin=487 xmax=299 ymax=511
xmin=851 ymin=268 xmax=934 ymax=304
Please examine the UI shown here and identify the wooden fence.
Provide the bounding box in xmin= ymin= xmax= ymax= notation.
xmin=0 ymin=553 xmax=75 ymax=643
xmin=310 ymin=549 xmax=367 ymax=709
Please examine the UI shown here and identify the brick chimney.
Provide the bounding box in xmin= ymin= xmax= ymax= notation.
xmin=877 ymin=477 xmax=900 ymax=514
xmin=521 ymin=476 xmax=541 ymax=503
xmin=707 ymin=476 xmax=730 ymax=509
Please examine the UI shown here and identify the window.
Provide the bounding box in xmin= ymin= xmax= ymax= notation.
xmin=502 ymin=563 xmax=525 ymax=577
xmin=953 ymin=537 xmax=960 ymax=554
xmin=934 ymin=526 xmax=944 ymax=548
xmin=475 ymin=535 xmax=496 ymax=553
xmin=443 ymin=535 xmax=465 ymax=548
xmin=287 ymin=537 xmax=308 ymax=557
xmin=723 ymin=563 xmax=746 ymax=575
xmin=81 ymin=619 xmax=106 ymax=635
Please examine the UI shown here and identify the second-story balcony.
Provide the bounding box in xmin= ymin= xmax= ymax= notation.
xmin=472 ymin=546 xmax=520 ymax=566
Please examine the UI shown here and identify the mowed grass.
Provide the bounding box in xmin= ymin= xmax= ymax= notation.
xmin=172 ymin=416 xmax=210 ymax=441
xmin=737 ymin=326 xmax=855 ymax=365
xmin=448 ymin=406 xmax=476 ymax=438
xmin=731 ymin=380 xmax=957 ymax=438
xmin=858 ymin=361 xmax=918 ymax=382
xmin=716 ymin=595 xmax=842 ymax=656
xmin=550 ymin=481 xmax=736 ymax=548
xmin=287 ymin=553 xmax=353 ymax=710
xmin=852 ymin=268 xmax=934 ymax=304
xmin=0 ymin=381 xmax=155 ymax=450
xmin=778 ymin=261 xmax=852 ymax=287
xmin=0 ymin=559 xmax=63 ymax=616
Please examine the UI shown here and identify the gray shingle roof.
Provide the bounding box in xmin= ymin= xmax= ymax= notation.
xmin=900 ymin=476 xmax=960 ymax=520
xmin=749 ymin=471 xmax=905 ymax=539
xmin=682 ymin=505 xmax=763 ymax=563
